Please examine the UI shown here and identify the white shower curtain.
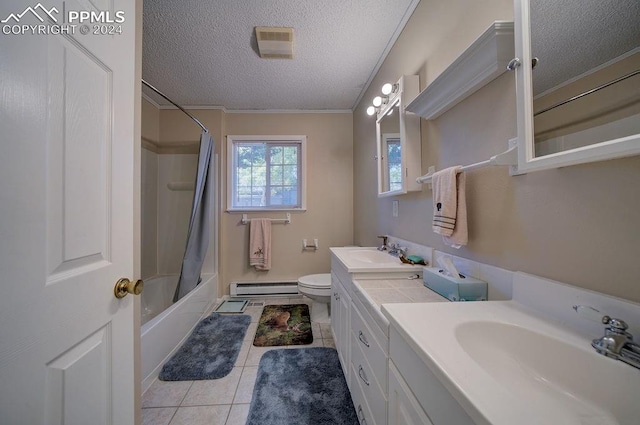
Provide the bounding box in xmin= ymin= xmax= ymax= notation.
xmin=173 ymin=131 xmax=214 ymax=301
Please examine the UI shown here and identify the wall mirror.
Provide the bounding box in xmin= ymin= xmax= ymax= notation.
xmin=376 ymin=75 xmax=421 ymax=197
xmin=513 ymin=0 xmax=640 ymax=173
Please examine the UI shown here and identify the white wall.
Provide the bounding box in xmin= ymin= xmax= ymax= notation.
xmin=141 ymin=148 xmax=158 ymax=279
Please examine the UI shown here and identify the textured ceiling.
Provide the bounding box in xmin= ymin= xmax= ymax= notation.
xmin=531 ymin=0 xmax=640 ymax=96
xmin=142 ymin=0 xmax=419 ymax=110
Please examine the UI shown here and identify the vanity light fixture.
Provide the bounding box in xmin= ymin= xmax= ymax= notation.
xmin=367 ymin=82 xmax=400 ymax=117
xmin=381 ymin=82 xmax=398 ymax=95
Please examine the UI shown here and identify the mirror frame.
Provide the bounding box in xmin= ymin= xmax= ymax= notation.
xmin=514 ymin=0 xmax=640 ymax=174
xmin=376 ymin=75 xmax=421 ymax=197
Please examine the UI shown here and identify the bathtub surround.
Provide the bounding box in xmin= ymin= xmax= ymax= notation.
xmin=174 ymin=131 xmax=215 ymax=301
xmin=141 ymin=274 xmax=218 ymax=392
xmin=159 ymin=313 xmax=250 ymax=381
xmin=253 ymin=304 xmax=313 ymax=347
xmin=246 ymin=348 xmax=358 ymax=425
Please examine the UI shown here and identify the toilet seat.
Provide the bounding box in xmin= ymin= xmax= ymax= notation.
xmin=297 ymin=273 xmax=332 ymax=324
xmin=298 ymin=273 xmax=331 ymax=290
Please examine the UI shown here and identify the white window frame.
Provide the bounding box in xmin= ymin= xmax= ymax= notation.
xmin=227 ymin=135 xmax=307 ymax=212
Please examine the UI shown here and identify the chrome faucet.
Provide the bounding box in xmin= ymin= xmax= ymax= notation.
xmin=387 ymin=243 xmax=408 ymax=257
xmin=377 ymin=235 xmax=389 ymax=251
xmin=574 ymin=305 xmax=640 ymax=369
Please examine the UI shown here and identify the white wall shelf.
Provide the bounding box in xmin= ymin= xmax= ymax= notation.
xmin=406 ymin=21 xmax=514 ymax=120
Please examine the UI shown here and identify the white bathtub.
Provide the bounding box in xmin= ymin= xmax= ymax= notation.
xmin=141 ymin=273 xmax=217 ymax=392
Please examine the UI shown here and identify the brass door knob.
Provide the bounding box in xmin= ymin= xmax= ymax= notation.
xmin=114 ymin=278 xmax=144 ymax=299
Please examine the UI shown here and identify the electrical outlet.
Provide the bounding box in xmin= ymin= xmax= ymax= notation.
xmin=392 ymin=200 xmax=399 ymax=217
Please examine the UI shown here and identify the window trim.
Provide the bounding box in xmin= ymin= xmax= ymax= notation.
xmin=226 ymin=135 xmax=307 ymax=212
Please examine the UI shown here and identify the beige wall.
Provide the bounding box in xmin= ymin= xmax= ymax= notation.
xmin=354 ymin=0 xmax=640 ymax=302
xmin=141 ymin=104 xmax=353 ymax=296
xmin=222 ymin=113 xmax=354 ymax=294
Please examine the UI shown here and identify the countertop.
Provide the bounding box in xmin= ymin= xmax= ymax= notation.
xmin=353 ymin=278 xmax=448 ymax=335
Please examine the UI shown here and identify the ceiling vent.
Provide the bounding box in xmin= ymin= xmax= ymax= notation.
xmin=255 ymin=26 xmax=294 ymax=59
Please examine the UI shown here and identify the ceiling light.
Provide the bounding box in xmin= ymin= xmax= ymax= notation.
xmin=255 ymin=26 xmax=294 ymax=59
xmin=372 ymin=96 xmax=382 ymax=107
xmin=381 ymin=83 xmax=393 ymax=95
xmin=366 ymin=106 xmax=376 ymax=116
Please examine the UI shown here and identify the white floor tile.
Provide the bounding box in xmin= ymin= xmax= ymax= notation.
xmin=245 ymin=345 xmax=275 ymax=366
xmin=323 ymin=338 xmax=336 ymax=349
xmin=264 ymin=297 xmax=292 ymax=305
xmin=243 ymin=322 xmax=257 ymax=341
xmin=142 ymin=407 xmax=176 ymax=425
xmin=225 ymin=404 xmax=251 ymax=425
xmin=181 ymin=368 xmax=242 ymax=406
xmin=142 ymin=380 xmax=193 ymax=408
xmin=244 ymin=306 xmax=264 ymax=323
xmin=233 ymin=366 xmax=258 ymax=404
xmin=319 ymin=323 xmax=332 ymax=339
xmin=169 ymin=405 xmax=230 ymax=425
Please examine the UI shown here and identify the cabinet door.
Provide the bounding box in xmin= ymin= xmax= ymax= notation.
xmin=389 ymin=363 xmax=434 ymax=425
xmin=331 ymin=273 xmax=351 ymax=387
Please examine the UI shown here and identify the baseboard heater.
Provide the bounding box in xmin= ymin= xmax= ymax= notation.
xmin=230 ymin=281 xmax=299 ymax=297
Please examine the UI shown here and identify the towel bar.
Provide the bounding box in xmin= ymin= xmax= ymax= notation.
xmin=241 ymin=213 xmax=291 ymax=225
xmin=416 ymin=143 xmax=518 ymax=184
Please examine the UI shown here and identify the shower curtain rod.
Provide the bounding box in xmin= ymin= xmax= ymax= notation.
xmin=141 ymin=79 xmax=209 ymax=133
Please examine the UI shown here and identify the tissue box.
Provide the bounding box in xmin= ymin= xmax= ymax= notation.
xmin=423 ymin=267 xmax=487 ymax=301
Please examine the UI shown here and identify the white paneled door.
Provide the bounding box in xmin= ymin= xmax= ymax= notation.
xmin=0 ymin=1 xmax=138 ymax=424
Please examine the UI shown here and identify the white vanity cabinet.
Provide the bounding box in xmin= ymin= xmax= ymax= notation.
xmin=388 ymin=327 xmax=474 ymax=425
xmin=329 ymin=248 xmax=428 ymax=425
xmin=388 ymin=363 xmax=434 ymax=425
xmin=331 ymin=268 xmax=352 ymax=385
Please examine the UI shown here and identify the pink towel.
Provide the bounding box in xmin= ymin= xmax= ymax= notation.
xmin=432 ymin=166 xmax=468 ymax=248
xmin=249 ymin=218 xmax=271 ymax=271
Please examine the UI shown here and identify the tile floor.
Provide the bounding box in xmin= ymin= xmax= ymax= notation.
xmin=141 ymin=296 xmax=335 ymax=425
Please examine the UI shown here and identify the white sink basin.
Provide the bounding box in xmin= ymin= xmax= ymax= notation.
xmin=330 ymin=247 xmax=422 ymax=273
xmin=382 ymin=301 xmax=640 ymax=425
xmin=347 ymin=249 xmax=400 ymax=264
xmin=456 ymin=321 xmax=636 ymax=424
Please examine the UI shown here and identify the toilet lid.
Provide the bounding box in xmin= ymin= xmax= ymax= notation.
xmin=298 ymin=273 xmax=331 ymax=289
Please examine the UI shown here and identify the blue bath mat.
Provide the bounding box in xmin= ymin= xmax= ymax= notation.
xmin=159 ymin=313 xmax=251 ymax=381
xmin=247 ymin=347 xmax=358 ymax=425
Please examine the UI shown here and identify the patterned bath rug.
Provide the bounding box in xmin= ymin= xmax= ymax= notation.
xmin=253 ymin=304 xmax=313 ymax=347
xmin=246 ymin=347 xmax=358 ymax=425
xmin=159 ymin=313 xmax=251 ymax=381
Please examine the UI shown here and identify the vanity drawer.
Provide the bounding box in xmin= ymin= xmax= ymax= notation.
xmin=351 ymin=332 xmax=387 ymax=423
xmin=351 ymin=301 xmax=388 ymax=391
xmin=350 ymin=363 xmax=379 ymax=425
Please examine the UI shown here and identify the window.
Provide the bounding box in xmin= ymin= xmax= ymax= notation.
xmin=227 ymin=135 xmax=306 ymax=211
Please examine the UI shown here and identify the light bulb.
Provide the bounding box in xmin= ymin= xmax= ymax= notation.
xmin=381 ymin=83 xmax=393 ymax=95
xmin=372 ymin=96 xmax=382 ymax=107
xmin=366 ymin=106 xmax=376 ymax=116
xmin=387 ymin=108 xmax=393 ymax=116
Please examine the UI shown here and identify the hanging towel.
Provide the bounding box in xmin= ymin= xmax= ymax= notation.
xmin=432 ymin=166 xmax=468 ymax=248
xmin=249 ymin=218 xmax=272 ymax=271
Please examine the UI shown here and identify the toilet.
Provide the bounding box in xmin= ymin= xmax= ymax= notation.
xmin=298 ymin=273 xmax=332 ymax=324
